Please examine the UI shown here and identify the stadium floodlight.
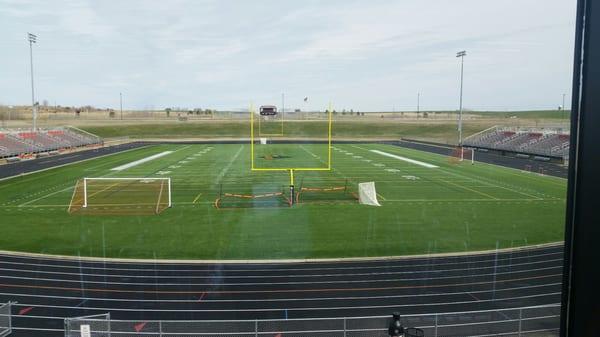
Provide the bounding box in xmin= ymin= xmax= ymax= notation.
xmin=28 ymin=33 xmax=37 ymax=131
xmin=456 ymin=50 xmax=467 ymax=160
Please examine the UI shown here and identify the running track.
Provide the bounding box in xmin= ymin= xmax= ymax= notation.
xmin=0 ymin=244 xmax=563 ymax=336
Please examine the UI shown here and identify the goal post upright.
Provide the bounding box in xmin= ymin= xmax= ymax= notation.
xmin=250 ymin=102 xmax=333 ymax=172
xmin=83 ymin=177 xmax=88 ymax=208
xmin=250 ymin=102 xmax=333 ymax=207
xmin=167 ymin=177 xmax=172 ymax=208
xmin=289 ymin=169 xmax=295 ymax=206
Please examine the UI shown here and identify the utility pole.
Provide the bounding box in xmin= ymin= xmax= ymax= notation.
xmin=28 ymin=33 xmax=37 ymax=131
xmin=456 ymin=50 xmax=467 ymax=160
xmin=120 ymin=92 xmax=123 ymax=120
xmin=417 ymin=92 xmax=420 ymax=114
xmin=281 ymin=92 xmax=285 ymax=114
xmin=562 ymin=93 xmax=567 ymax=129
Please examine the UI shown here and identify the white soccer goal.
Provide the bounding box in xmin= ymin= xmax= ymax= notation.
xmin=69 ymin=177 xmax=172 ymax=215
xmin=358 ymin=182 xmax=381 ymax=206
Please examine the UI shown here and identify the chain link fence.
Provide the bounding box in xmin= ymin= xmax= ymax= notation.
xmin=64 ymin=304 xmax=560 ymax=337
xmin=0 ymin=302 xmax=12 ymax=337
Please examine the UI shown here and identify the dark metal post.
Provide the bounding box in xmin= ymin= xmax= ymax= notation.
xmin=561 ymin=0 xmax=600 ymax=336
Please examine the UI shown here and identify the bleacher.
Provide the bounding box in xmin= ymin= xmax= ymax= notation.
xmin=0 ymin=128 xmax=102 ymax=159
xmin=463 ymin=127 xmax=569 ymax=158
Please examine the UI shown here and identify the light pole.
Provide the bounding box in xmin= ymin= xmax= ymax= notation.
xmin=28 ymin=33 xmax=37 ymax=131
xmin=562 ymin=93 xmax=566 ymax=127
xmin=456 ymin=50 xmax=466 ymax=160
xmin=417 ymin=92 xmax=420 ymax=114
xmin=120 ymin=92 xmax=123 ymax=120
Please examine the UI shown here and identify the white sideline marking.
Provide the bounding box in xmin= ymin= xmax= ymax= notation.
xmin=369 ymin=150 xmax=438 ymax=168
xmin=110 ymin=151 xmax=173 ymax=171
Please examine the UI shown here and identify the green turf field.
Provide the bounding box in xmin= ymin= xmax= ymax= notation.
xmin=0 ymin=143 xmax=566 ymax=259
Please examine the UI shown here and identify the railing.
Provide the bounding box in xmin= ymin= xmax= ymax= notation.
xmin=64 ymin=304 xmax=560 ymax=337
xmin=0 ymin=302 xmax=12 ymax=337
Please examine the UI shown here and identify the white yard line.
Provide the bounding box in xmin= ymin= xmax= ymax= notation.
xmin=111 ymin=151 xmax=174 ymax=171
xmin=215 ymin=145 xmax=244 ymax=185
xmin=369 ymin=149 xmax=438 ymax=168
xmin=18 ymin=185 xmax=75 ymax=207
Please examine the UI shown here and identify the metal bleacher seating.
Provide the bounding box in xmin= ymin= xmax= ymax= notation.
xmin=0 ymin=128 xmax=102 ymax=159
xmin=463 ymin=127 xmax=569 ymax=158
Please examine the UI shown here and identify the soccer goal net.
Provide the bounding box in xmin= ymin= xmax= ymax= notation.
xmin=449 ymin=147 xmax=474 ymax=164
xmin=358 ymin=181 xmax=381 ymax=206
xmin=295 ymin=179 xmax=358 ymax=204
xmin=68 ymin=177 xmax=172 ymax=215
xmin=215 ymin=185 xmax=291 ymax=209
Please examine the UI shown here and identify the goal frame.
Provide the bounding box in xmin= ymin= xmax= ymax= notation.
xmin=250 ymin=103 xmax=334 ymax=205
xmin=250 ymin=103 xmax=333 ymax=172
xmin=81 ymin=177 xmax=172 ymax=209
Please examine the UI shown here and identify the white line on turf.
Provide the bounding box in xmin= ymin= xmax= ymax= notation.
xmin=215 ymin=145 xmax=244 ymax=185
xmin=369 ymin=149 xmax=438 ymax=168
xmin=111 ymin=151 xmax=174 ymax=171
xmin=18 ymin=186 xmax=75 ymax=207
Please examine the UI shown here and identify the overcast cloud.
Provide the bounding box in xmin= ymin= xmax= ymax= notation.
xmin=0 ymin=0 xmax=576 ymax=111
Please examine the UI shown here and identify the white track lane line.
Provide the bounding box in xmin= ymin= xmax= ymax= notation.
xmin=8 ymin=292 xmax=560 ymax=313
xmin=0 ymin=258 xmax=563 ymax=280
xmin=0 ymin=283 xmax=561 ymax=303
xmin=0 ymin=265 xmax=562 ymax=287
xmin=0 ymin=247 xmax=563 ymax=272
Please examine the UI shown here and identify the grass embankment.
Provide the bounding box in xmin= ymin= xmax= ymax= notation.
xmin=83 ymin=121 xmax=490 ymax=144
xmin=468 ymin=110 xmax=571 ymax=119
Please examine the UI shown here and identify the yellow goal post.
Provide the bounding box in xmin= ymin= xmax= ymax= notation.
xmin=249 ymin=103 xmax=334 ymax=205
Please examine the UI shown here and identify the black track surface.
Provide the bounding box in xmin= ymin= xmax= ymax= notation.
xmin=388 ymin=140 xmax=568 ymax=178
xmin=0 ymin=244 xmax=562 ymax=336
xmin=0 ymin=143 xmax=150 ymax=180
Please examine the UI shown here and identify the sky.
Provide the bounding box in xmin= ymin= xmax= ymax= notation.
xmin=0 ymin=0 xmax=577 ymax=111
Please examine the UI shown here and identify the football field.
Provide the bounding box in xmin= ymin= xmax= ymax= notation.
xmin=0 ymin=143 xmax=567 ymax=259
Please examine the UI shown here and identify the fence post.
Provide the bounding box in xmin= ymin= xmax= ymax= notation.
xmin=434 ymin=314 xmax=438 ymax=337
xmin=64 ymin=317 xmax=69 ymax=337
xmin=255 ymin=319 xmax=258 ymax=337
xmin=518 ymin=308 xmax=522 ymax=337
xmin=159 ymin=320 xmax=163 ymax=337
xmin=343 ymin=317 xmax=347 ymax=337
xmin=107 ymin=312 xmax=111 ymax=337
xmin=8 ymin=302 xmax=12 ymax=335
